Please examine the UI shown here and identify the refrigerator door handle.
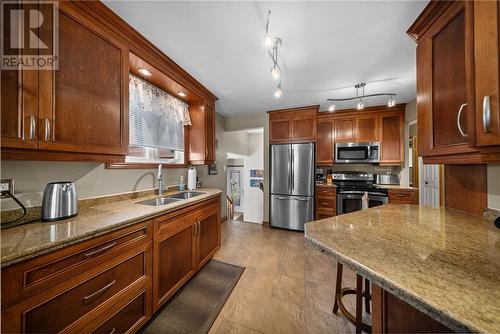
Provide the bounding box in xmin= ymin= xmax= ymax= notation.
xmin=276 ymin=196 xmax=290 ymax=200
xmin=291 ymin=146 xmax=294 ymax=191
xmin=293 ymin=197 xmax=310 ymax=201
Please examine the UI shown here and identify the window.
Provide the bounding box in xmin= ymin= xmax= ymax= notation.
xmin=126 ymin=74 xmax=191 ymax=165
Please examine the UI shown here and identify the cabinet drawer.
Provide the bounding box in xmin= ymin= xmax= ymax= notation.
xmin=20 ymin=250 xmax=147 ymax=334
xmin=388 ymin=189 xmax=418 ymax=204
xmin=317 ymin=198 xmax=335 ymax=209
xmin=316 ymin=187 xmax=336 ymax=197
xmin=2 ymin=221 xmax=151 ymax=309
xmin=92 ymin=287 xmax=149 ymax=334
xmin=316 ymin=209 xmax=336 ymax=220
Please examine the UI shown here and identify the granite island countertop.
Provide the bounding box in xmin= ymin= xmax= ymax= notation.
xmin=304 ymin=204 xmax=500 ymax=333
xmin=1 ymin=188 xmax=222 ymax=267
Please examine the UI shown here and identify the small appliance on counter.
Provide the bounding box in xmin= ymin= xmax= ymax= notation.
xmin=316 ymin=168 xmax=325 ymax=183
xmin=187 ymin=167 xmax=197 ymax=191
xmin=41 ymin=182 xmax=78 ymax=222
xmin=375 ymin=173 xmax=400 ymax=185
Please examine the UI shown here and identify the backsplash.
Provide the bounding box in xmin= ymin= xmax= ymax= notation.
xmin=317 ymin=164 xmax=402 ymax=177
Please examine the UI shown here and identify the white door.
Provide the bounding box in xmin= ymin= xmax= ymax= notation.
xmin=419 ymin=158 xmax=440 ymax=208
xmin=227 ymin=167 xmax=244 ymax=212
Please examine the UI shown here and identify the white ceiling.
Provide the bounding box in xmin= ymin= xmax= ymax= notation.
xmin=104 ymin=1 xmax=429 ymax=116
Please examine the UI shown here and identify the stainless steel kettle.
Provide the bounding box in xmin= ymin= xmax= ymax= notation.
xmin=41 ymin=182 xmax=78 ymax=221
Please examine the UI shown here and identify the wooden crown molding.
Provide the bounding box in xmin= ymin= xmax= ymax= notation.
xmin=72 ymin=1 xmax=218 ymax=103
xmin=407 ymin=0 xmax=453 ymax=42
xmin=266 ymin=105 xmax=320 ymax=114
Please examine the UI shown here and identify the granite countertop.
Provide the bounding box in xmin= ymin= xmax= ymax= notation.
xmin=315 ymin=183 xmax=336 ymax=187
xmin=304 ymin=205 xmax=500 ymax=333
xmin=1 ymin=188 xmax=222 ymax=267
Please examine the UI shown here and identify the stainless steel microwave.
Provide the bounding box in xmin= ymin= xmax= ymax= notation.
xmin=335 ymin=142 xmax=380 ymax=163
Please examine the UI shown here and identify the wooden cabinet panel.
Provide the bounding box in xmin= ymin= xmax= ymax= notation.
xmin=316 ymin=121 xmax=334 ymax=165
xmin=388 ymin=188 xmax=418 ymax=204
xmin=205 ymin=103 xmax=216 ymax=163
xmin=1 ymin=70 xmax=39 ymax=149
xmin=356 ymin=116 xmax=379 ymax=142
xmin=335 ymin=118 xmax=355 ymax=142
xmin=91 ymin=288 xmax=149 ymax=334
xmin=315 ymin=185 xmax=336 ymax=220
xmin=197 ymin=209 xmax=221 ymax=269
xmin=269 ymin=106 xmax=318 ymax=143
xmin=189 ymin=100 xmax=217 ymax=165
xmin=474 ymin=0 xmax=500 ymax=146
xmin=38 ymin=5 xmax=128 ymax=155
xmin=380 ymin=113 xmax=404 ymax=165
xmin=154 ymin=217 xmax=196 ymax=311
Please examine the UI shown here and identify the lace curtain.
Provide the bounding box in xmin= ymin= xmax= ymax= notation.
xmin=129 ymin=74 xmax=191 ymax=151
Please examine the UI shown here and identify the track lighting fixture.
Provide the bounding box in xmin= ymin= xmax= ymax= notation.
xmin=265 ymin=10 xmax=284 ymax=98
xmin=327 ymin=82 xmax=396 ymax=110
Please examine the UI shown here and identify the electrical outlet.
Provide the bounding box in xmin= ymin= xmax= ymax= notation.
xmin=0 ymin=179 xmax=14 ymax=198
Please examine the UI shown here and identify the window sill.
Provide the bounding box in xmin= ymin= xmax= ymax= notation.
xmin=106 ymin=162 xmax=188 ymax=169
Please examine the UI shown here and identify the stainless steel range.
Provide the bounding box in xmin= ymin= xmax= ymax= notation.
xmin=334 ymin=171 xmax=388 ymax=215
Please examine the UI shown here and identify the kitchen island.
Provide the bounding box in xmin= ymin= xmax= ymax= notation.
xmin=304 ymin=204 xmax=500 ymax=333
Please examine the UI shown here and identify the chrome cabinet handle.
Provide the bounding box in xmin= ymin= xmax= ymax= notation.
xmin=83 ymin=280 xmax=116 ymax=301
xmin=83 ymin=242 xmax=117 ymax=258
xmin=109 ymin=328 xmax=116 ymax=334
xmin=457 ymin=103 xmax=468 ymax=137
xmin=29 ymin=116 xmax=36 ymax=140
xmin=198 ymin=221 xmax=201 ymax=235
xmin=483 ymin=96 xmax=491 ymax=133
xmin=44 ymin=118 xmax=51 ymax=141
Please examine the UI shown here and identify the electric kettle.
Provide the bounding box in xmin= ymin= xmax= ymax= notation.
xmin=41 ymin=182 xmax=78 ymax=221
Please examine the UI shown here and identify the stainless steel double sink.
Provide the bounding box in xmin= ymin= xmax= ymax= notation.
xmin=136 ymin=191 xmax=205 ymax=206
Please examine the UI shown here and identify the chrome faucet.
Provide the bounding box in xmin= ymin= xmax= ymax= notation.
xmin=157 ymin=164 xmax=167 ymax=196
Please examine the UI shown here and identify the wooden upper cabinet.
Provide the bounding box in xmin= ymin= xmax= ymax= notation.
xmin=1 ymin=70 xmax=39 ymax=150
xmin=335 ymin=118 xmax=355 ymax=142
xmin=316 ymin=120 xmax=334 ymax=165
xmin=380 ymin=112 xmax=404 ymax=166
xmin=356 ymin=115 xmax=379 ymax=142
xmin=38 ymin=4 xmax=129 ymax=155
xmin=474 ymin=0 xmax=500 ymax=147
xmin=269 ymin=106 xmax=318 ymax=143
xmin=189 ymin=100 xmax=216 ymax=165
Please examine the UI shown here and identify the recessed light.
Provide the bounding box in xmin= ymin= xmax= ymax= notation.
xmin=177 ymin=92 xmax=187 ymax=98
xmin=138 ymin=68 xmax=151 ymax=77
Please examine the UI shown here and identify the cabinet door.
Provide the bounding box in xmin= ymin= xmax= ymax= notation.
xmin=316 ymin=120 xmax=334 ymax=164
xmin=205 ymin=103 xmax=216 ymax=163
xmin=417 ymin=1 xmax=477 ymax=158
xmin=474 ymin=1 xmax=500 ymax=146
xmin=1 ymin=70 xmax=39 ymax=149
xmin=196 ymin=210 xmax=220 ymax=269
xmin=356 ymin=115 xmax=379 ymax=142
xmin=291 ymin=115 xmax=316 ymax=141
xmin=270 ymin=118 xmax=292 ymax=143
xmin=335 ymin=118 xmax=355 ymax=142
xmin=154 ymin=218 xmax=197 ymax=311
xmin=380 ymin=113 xmax=404 ymax=165
xmin=38 ymin=4 xmax=128 ymax=155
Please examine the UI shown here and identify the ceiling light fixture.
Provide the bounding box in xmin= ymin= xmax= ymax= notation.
xmin=177 ymin=92 xmax=187 ymax=98
xmin=265 ymin=10 xmax=284 ymax=98
xmin=274 ymin=84 xmax=283 ymax=99
xmin=138 ymin=68 xmax=151 ymax=77
xmin=326 ymin=82 xmax=396 ymax=110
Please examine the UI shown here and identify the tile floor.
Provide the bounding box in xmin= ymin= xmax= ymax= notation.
xmin=209 ymin=220 xmax=361 ymax=334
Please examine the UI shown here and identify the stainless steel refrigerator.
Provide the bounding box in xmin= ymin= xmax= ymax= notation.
xmin=270 ymin=143 xmax=315 ymax=231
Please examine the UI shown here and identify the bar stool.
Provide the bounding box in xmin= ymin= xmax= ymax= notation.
xmin=332 ymin=262 xmax=372 ymax=333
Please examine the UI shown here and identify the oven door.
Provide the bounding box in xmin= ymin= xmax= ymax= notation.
xmin=337 ymin=191 xmax=388 ymax=215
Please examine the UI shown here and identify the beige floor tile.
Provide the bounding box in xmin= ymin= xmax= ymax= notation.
xmin=221 ymin=289 xmax=270 ymax=333
xmin=212 ymin=319 xmax=263 ymax=334
xmin=237 ymin=266 xmax=276 ymax=296
xmin=305 ymin=280 xmax=335 ymax=314
xmin=305 ymin=308 xmax=354 ymax=334
xmin=262 ymin=297 xmax=306 ymax=334
xmin=271 ymin=273 xmax=306 ymax=305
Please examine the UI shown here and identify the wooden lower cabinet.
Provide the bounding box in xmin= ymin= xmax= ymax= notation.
xmin=1 ymin=195 xmax=222 ymax=334
xmin=153 ymin=196 xmax=221 ymax=312
xmin=387 ymin=188 xmax=419 ymax=204
xmin=315 ymin=185 xmax=336 ymax=219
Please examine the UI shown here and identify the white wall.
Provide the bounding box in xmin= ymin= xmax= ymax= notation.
xmin=243 ymin=132 xmax=264 ymax=223
xmin=487 ymin=164 xmax=500 ymax=210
